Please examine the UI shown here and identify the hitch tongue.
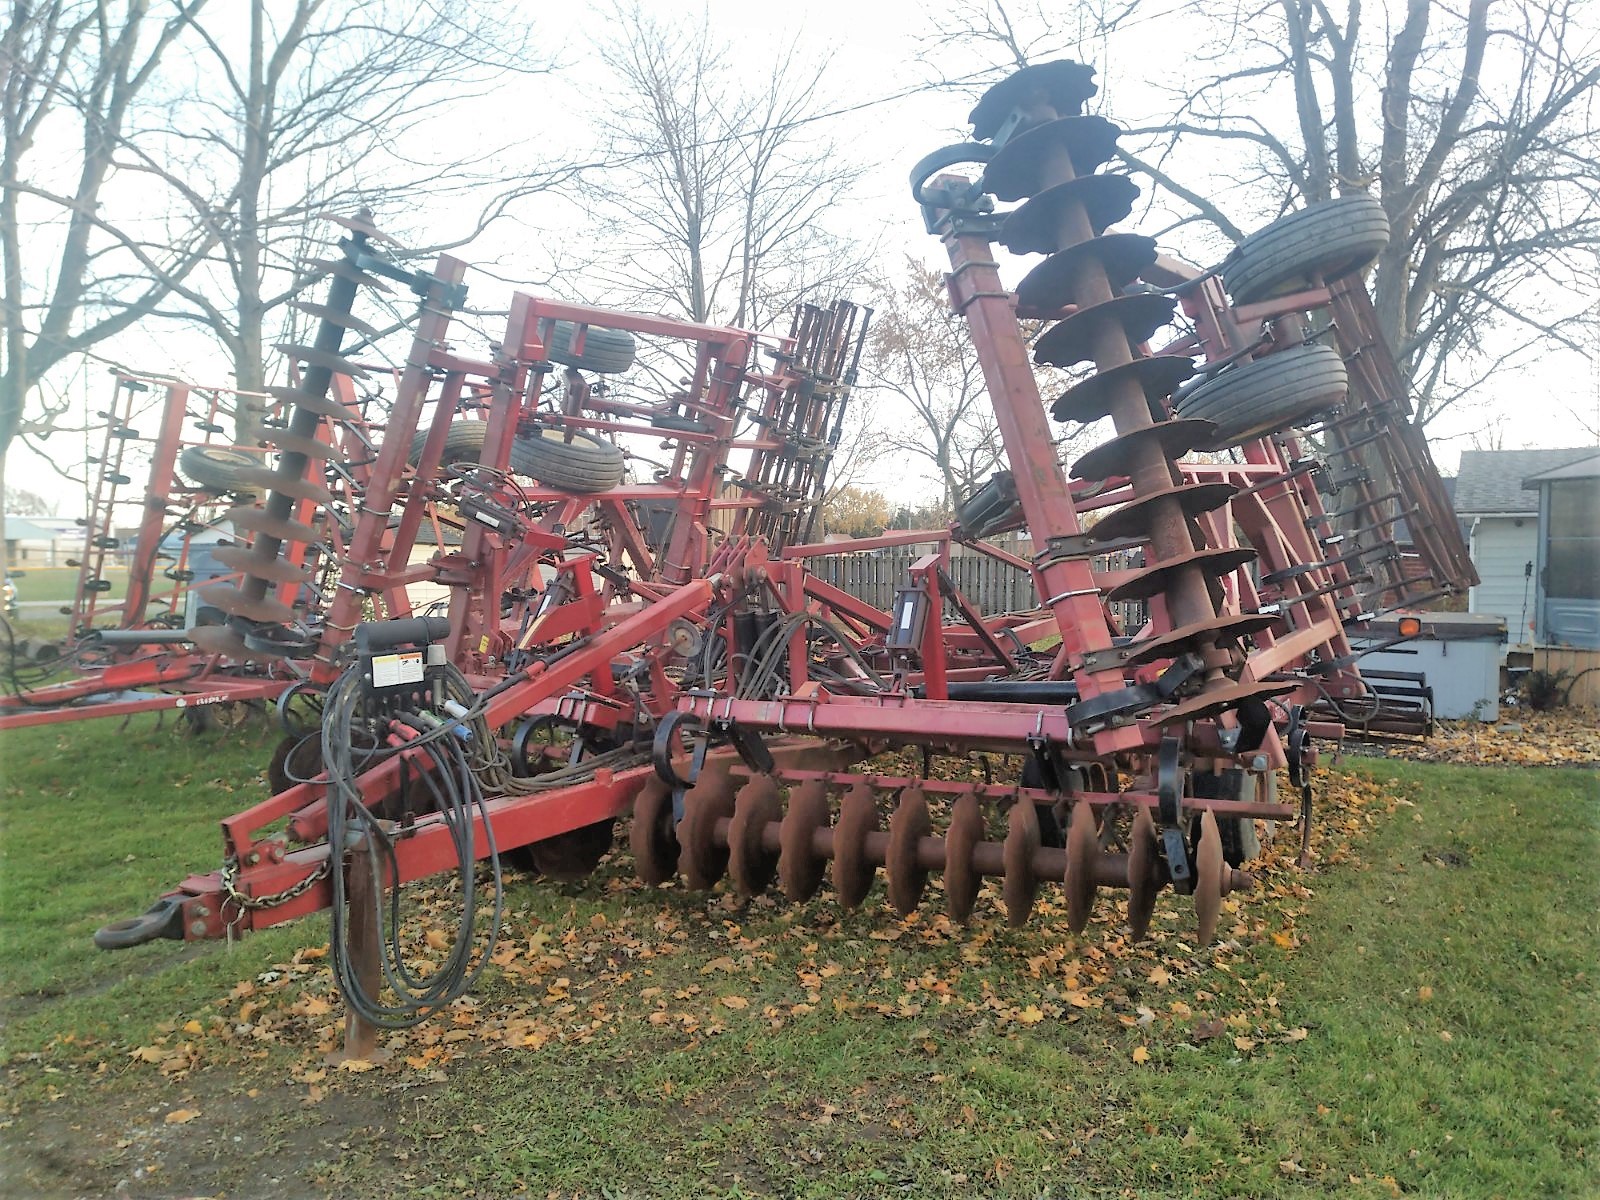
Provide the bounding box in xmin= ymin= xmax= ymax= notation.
xmin=93 ymin=894 xmax=187 ymax=950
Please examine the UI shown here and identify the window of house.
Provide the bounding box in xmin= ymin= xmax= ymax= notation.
xmin=1545 ymin=479 xmax=1600 ymax=600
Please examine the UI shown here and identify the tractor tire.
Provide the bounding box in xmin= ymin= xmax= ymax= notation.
xmin=178 ymin=445 xmax=268 ymax=494
xmin=542 ymin=321 xmax=637 ymax=374
xmin=1175 ymin=343 xmax=1348 ymax=449
xmin=408 ymin=420 xmax=491 ymax=470
xmin=515 ymin=426 xmax=626 ymax=493
xmin=1222 ymin=193 xmax=1390 ymax=306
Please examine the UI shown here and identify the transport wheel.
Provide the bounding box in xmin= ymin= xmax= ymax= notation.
xmin=178 ymin=445 xmax=268 ymax=494
xmin=407 ymin=421 xmax=626 ymax=492
xmin=1222 ymin=193 xmax=1390 ymax=305
xmin=1175 ymin=343 xmax=1348 ymax=449
xmin=515 ymin=426 xmax=626 ymax=493
xmin=541 ymin=321 xmax=637 ymax=374
xmin=407 ymin=420 xmax=492 ymax=470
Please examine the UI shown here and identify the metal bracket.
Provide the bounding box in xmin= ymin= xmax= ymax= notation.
xmin=1155 ymin=736 xmax=1191 ymax=890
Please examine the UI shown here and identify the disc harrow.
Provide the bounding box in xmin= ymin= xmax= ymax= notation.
xmin=92 ymin=59 xmax=1473 ymax=1049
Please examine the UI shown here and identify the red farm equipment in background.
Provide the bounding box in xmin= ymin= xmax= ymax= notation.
xmin=90 ymin=62 xmax=1471 ymax=1050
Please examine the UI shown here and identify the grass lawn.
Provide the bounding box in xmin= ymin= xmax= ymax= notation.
xmin=4 ymin=565 xmax=129 ymax=641
xmin=0 ymin=713 xmax=1595 ymax=1198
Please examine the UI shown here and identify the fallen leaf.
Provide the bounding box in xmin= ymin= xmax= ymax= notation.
xmin=1147 ymin=966 xmax=1171 ymax=987
xmin=1417 ymin=986 xmax=1434 ymax=1002
xmin=719 ymin=995 xmax=749 ymax=1010
xmin=1017 ymin=1005 xmax=1045 ymax=1025
xmin=1233 ymin=1036 xmax=1257 ymax=1051
xmin=163 ymin=1109 xmax=200 ymax=1125
xmin=1131 ymin=1046 xmax=1150 ymax=1064
xmin=338 ymin=1058 xmax=377 ymax=1072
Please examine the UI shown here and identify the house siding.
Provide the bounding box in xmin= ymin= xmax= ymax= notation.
xmin=1468 ymin=517 xmax=1539 ymax=642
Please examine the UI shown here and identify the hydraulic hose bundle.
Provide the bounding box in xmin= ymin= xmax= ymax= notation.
xmin=322 ymin=617 xmax=503 ymax=1029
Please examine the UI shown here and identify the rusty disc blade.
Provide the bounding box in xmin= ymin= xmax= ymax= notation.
xmin=186 ymin=623 xmax=278 ymax=662
xmin=317 ymin=210 xmax=396 ymax=242
xmin=629 ymin=778 xmax=679 ymax=886
xmin=778 ymin=778 xmax=831 ymax=901
xmin=679 ymin=769 xmax=736 ymax=891
xmin=999 ymin=174 xmax=1143 ymax=257
xmin=983 ymin=117 xmax=1125 ymax=202
xmin=1033 ymin=292 xmax=1175 ymax=368
xmin=1051 ymin=354 xmax=1195 ymax=424
xmin=727 ymin=775 xmax=782 ymax=897
xmin=831 ymin=781 xmax=880 ymax=909
xmin=1121 ymin=613 xmax=1281 ymax=666
xmin=298 ymin=257 xmax=394 ymax=294
xmin=1194 ymin=809 xmax=1225 ymax=945
xmin=1017 ymin=234 xmax=1159 ymax=312
xmin=1070 ymin=418 xmax=1217 ymax=481
xmin=1002 ymin=799 xmax=1042 ymax=927
xmin=1090 ymin=482 xmax=1239 ymax=543
xmin=226 ymin=507 xmax=324 ymax=546
xmin=195 ymin=583 xmax=295 ymax=624
xmin=223 ymin=466 xmax=334 ymax=506
xmin=274 ymin=344 xmax=370 ymax=379
xmin=1126 ymin=806 xmax=1162 ymax=939
xmin=529 ymin=820 xmax=616 ymax=881
xmin=266 ymin=385 xmax=361 ymax=421
xmin=1153 ymin=679 xmax=1297 ymax=727
xmin=251 ymin=426 xmax=336 ymax=460
xmin=943 ymin=792 xmax=984 ymax=924
xmin=291 ymin=301 xmax=381 ymax=341
xmin=209 ymin=544 xmax=312 ymax=587
xmin=885 ymin=787 xmax=932 ymax=915
xmin=1063 ymin=802 xmax=1100 ymax=933
xmin=1105 ymin=546 xmax=1258 ymax=603
xmin=969 ymin=60 xmax=1098 ymax=139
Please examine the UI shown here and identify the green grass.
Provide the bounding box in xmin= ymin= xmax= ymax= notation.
xmin=0 ymin=727 xmax=1594 ymax=1198
xmin=0 ymin=712 xmax=312 ymax=1043
xmin=8 ymin=565 xmax=127 ymax=605
xmin=4 ymin=565 xmax=129 ymax=640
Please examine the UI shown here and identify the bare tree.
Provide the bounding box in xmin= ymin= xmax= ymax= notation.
xmin=135 ymin=0 xmax=566 ymax=435
xmin=864 ymin=261 xmax=1005 ymax=514
xmin=864 ymin=258 xmax=1092 ymax=515
xmin=923 ymin=1 xmax=1600 ymax=429
xmin=2 ymin=0 xmax=216 ymax=508
xmin=579 ymin=1 xmax=871 ymax=332
xmin=3 ymin=0 xmax=568 ymax=495
xmin=4 ymin=485 xmax=58 ymax=516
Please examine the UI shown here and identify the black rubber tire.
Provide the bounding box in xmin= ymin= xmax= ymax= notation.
xmin=178 ymin=445 xmax=268 ymax=493
xmin=542 ymin=321 xmax=636 ymax=374
xmin=1176 ymin=343 xmax=1348 ymax=449
xmin=649 ymin=411 xmax=712 ymax=435
xmin=408 ymin=420 xmax=491 ymax=469
xmin=408 ymin=422 xmax=625 ymax=492
xmin=516 ymin=425 xmax=626 ymax=492
xmin=1222 ymin=194 xmax=1390 ymax=306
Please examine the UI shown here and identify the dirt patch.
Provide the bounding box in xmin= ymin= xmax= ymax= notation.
xmin=1 ymin=1066 xmax=410 ymax=1200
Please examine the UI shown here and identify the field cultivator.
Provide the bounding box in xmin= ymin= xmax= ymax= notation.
xmin=96 ymin=63 xmax=1467 ymax=1043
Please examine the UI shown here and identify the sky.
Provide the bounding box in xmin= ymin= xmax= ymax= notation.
xmin=10 ymin=0 xmax=1597 ymax=519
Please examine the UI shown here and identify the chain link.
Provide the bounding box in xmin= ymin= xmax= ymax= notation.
xmin=220 ymin=853 xmax=333 ymax=913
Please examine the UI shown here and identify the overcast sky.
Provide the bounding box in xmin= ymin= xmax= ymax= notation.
xmin=11 ymin=0 xmax=1596 ymax=518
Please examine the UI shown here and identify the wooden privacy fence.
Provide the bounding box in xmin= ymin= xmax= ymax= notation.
xmin=1524 ymin=647 xmax=1600 ymax=709
xmin=807 ymin=550 xmax=1149 ymax=628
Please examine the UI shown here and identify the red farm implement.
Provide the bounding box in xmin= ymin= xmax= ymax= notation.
xmin=95 ymin=63 xmax=1468 ymax=1044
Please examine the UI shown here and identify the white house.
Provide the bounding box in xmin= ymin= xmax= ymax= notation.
xmin=1454 ymin=448 xmax=1597 ymax=647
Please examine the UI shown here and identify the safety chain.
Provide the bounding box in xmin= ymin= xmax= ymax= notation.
xmin=220 ymin=853 xmax=333 ymax=912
